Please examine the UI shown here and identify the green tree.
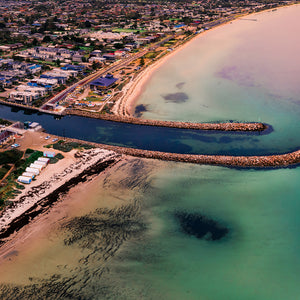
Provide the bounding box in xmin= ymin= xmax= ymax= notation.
xmin=92 ymin=61 xmax=100 ymax=70
xmin=140 ymin=56 xmax=145 ymax=66
xmin=32 ymin=38 xmax=39 ymax=46
xmin=42 ymin=35 xmax=52 ymax=43
xmin=114 ymin=43 xmax=124 ymax=49
xmin=84 ymin=20 xmax=91 ymax=28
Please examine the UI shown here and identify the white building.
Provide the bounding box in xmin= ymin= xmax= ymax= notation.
xmin=88 ymin=57 xmax=106 ymax=63
xmin=18 ymin=176 xmax=32 ymax=184
xmin=31 ymin=78 xmax=58 ymax=89
xmin=9 ymin=91 xmax=39 ymax=104
xmin=15 ymin=85 xmax=47 ymax=97
xmin=25 ymin=167 xmax=39 ymax=175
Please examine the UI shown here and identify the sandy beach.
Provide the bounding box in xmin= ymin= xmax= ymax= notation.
xmin=113 ymin=20 xmax=241 ymax=117
xmin=0 ymin=156 xmax=158 ymax=285
xmin=113 ymin=5 xmax=296 ymax=118
xmin=0 ymin=147 xmax=121 ymax=242
xmin=113 ymin=33 xmax=203 ymax=117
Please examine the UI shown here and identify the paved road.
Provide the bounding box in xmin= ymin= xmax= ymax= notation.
xmin=40 ymin=49 xmax=148 ymax=113
xmin=39 ymin=35 xmax=175 ymax=113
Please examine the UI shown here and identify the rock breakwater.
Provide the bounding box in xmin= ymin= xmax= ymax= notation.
xmin=66 ymin=109 xmax=267 ymax=132
xmin=64 ymin=138 xmax=300 ymax=168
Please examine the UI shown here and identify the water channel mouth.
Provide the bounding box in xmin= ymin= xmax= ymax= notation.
xmin=0 ymin=104 xmax=298 ymax=156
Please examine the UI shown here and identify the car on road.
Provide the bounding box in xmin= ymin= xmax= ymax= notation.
xmin=11 ymin=143 xmax=20 ymax=148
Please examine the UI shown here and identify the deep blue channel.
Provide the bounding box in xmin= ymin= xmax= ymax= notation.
xmin=0 ymin=104 xmax=298 ymax=156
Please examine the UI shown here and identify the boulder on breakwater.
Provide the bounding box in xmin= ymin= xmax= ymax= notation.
xmin=65 ymin=109 xmax=268 ymax=132
xmin=63 ymin=137 xmax=300 ymax=168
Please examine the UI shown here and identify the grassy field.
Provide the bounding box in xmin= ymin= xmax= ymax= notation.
xmin=0 ymin=118 xmax=12 ymax=126
xmin=84 ymin=96 xmax=104 ymax=102
xmin=48 ymin=140 xmax=94 ymax=152
xmin=144 ymin=51 xmax=162 ymax=59
xmin=112 ymin=28 xmax=144 ymax=33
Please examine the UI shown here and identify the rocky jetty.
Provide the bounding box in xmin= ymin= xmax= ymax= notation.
xmin=66 ymin=109 xmax=267 ymax=132
xmin=65 ymin=138 xmax=300 ymax=168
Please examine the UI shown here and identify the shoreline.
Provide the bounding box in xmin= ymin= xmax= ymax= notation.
xmin=113 ymin=31 xmax=210 ymax=117
xmin=0 ymin=148 xmax=121 ymax=244
xmin=113 ymin=24 xmax=234 ymax=117
xmin=1 ymin=137 xmax=299 ymax=246
xmin=0 ymin=3 xmax=299 ymax=253
xmin=112 ymin=6 xmax=293 ymax=118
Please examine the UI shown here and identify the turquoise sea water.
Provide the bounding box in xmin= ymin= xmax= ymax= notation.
xmin=0 ymin=5 xmax=299 ymax=300
xmin=135 ymin=5 xmax=300 ymax=152
xmin=109 ymin=164 xmax=300 ymax=299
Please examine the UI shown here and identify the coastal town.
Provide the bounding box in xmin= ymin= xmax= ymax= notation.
xmin=0 ymin=1 xmax=299 ymax=299
xmin=0 ymin=0 xmax=295 ymax=116
xmin=0 ymin=0 xmax=299 ymax=210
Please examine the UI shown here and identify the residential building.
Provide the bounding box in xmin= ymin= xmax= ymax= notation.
xmin=89 ymin=74 xmax=118 ymax=90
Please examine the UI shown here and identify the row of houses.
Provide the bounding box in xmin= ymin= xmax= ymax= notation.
xmin=19 ymin=46 xmax=129 ymax=65
xmin=0 ymin=59 xmax=42 ymax=88
xmin=0 ymin=59 xmax=41 ymax=74
xmin=0 ymin=43 xmax=24 ymax=52
xmin=19 ymin=47 xmax=85 ymax=63
xmin=9 ymin=84 xmax=48 ymax=104
xmin=8 ymin=66 xmax=81 ymax=104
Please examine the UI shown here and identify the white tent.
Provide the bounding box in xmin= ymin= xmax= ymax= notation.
xmin=38 ymin=157 xmax=50 ymax=164
xmin=34 ymin=160 xmax=47 ymax=168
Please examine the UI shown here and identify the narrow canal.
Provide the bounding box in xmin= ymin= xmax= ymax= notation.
xmin=0 ymin=104 xmax=298 ymax=156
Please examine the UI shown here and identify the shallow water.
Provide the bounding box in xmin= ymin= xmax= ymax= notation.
xmin=1 ymin=160 xmax=299 ymax=299
xmin=0 ymin=5 xmax=300 ymax=300
xmin=109 ymin=164 xmax=300 ymax=299
xmin=135 ymin=5 xmax=300 ymax=153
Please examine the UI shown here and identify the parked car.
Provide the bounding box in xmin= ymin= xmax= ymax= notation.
xmin=45 ymin=136 xmax=50 ymax=140
xmin=52 ymin=138 xmax=58 ymax=142
xmin=11 ymin=143 xmax=20 ymax=148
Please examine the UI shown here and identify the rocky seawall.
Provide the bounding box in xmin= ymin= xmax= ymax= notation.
xmin=65 ymin=109 xmax=268 ymax=132
xmin=65 ymin=138 xmax=300 ymax=168
xmin=0 ymin=100 xmax=40 ymax=112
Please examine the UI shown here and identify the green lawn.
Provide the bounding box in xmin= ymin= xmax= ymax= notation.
xmin=112 ymin=28 xmax=143 ymax=33
xmin=145 ymin=51 xmax=161 ymax=59
xmin=84 ymin=96 xmax=104 ymax=102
